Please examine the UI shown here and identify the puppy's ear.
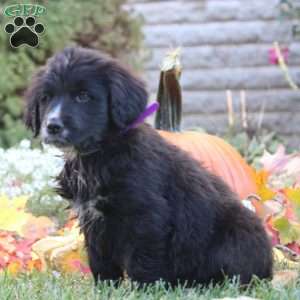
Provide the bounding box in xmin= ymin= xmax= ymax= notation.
xmin=24 ymin=68 xmax=45 ymax=137
xmin=108 ymin=62 xmax=148 ymax=129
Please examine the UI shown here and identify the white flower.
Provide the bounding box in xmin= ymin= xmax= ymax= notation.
xmin=0 ymin=139 xmax=64 ymax=204
xmin=19 ymin=139 xmax=31 ymax=149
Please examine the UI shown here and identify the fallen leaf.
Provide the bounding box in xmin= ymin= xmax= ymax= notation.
xmin=0 ymin=214 xmax=28 ymax=235
xmin=7 ymin=261 xmax=22 ymax=276
xmin=257 ymin=186 xmax=276 ymax=202
xmin=263 ymin=199 xmax=284 ymax=216
xmin=21 ymin=216 xmax=55 ymax=241
xmin=254 ymin=171 xmax=276 ymax=202
xmin=0 ymin=230 xmax=42 ymax=274
xmin=0 ymin=251 xmax=10 ymax=266
xmin=273 ymin=248 xmax=300 ymax=268
xmin=265 ymin=216 xmax=280 ymax=246
xmin=272 ymin=216 xmax=300 ymax=245
xmin=285 ymin=188 xmax=300 ymax=220
xmin=260 ymin=145 xmax=289 ymax=174
xmin=284 ymin=156 xmax=300 ymax=178
xmin=27 ymin=258 xmax=42 ymax=272
xmin=286 ymin=242 xmax=300 ymax=255
xmin=32 ymin=222 xmax=90 ymax=274
xmin=0 ymin=235 xmax=16 ymax=253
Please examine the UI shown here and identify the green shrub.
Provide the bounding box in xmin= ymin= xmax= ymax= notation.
xmin=0 ymin=0 xmax=144 ymax=148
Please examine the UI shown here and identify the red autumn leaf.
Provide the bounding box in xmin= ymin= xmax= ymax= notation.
xmin=71 ymin=259 xmax=91 ymax=275
xmin=27 ymin=258 xmax=42 ymax=272
xmin=0 ymin=230 xmax=42 ymax=274
xmin=286 ymin=242 xmax=300 ymax=255
xmin=0 ymin=251 xmax=10 ymax=267
xmin=0 ymin=237 xmax=16 ymax=254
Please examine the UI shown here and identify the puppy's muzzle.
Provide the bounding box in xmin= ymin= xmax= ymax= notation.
xmin=43 ymin=117 xmax=70 ymax=148
xmin=47 ymin=117 xmax=63 ymax=135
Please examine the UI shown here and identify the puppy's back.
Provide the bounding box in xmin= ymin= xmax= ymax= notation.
xmin=132 ymin=124 xmax=273 ymax=284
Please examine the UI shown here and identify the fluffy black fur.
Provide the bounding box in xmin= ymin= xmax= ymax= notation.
xmin=24 ymin=47 xmax=273 ymax=286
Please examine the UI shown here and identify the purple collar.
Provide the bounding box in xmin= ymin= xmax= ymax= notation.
xmin=122 ymin=102 xmax=160 ymax=134
xmin=79 ymin=102 xmax=159 ymax=156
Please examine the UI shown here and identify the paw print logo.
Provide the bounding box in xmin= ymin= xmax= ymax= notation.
xmin=4 ymin=16 xmax=45 ymax=48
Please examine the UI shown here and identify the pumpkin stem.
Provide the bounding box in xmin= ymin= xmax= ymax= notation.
xmin=155 ymin=49 xmax=182 ymax=132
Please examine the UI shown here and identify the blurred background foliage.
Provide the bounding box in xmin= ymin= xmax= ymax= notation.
xmin=0 ymin=0 xmax=144 ymax=148
xmin=280 ymin=0 xmax=300 ymax=38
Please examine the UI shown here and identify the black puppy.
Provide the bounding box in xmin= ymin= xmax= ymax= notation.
xmin=24 ymin=47 xmax=273 ymax=286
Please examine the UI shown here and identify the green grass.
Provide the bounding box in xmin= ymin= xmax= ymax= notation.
xmin=0 ymin=272 xmax=300 ymax=300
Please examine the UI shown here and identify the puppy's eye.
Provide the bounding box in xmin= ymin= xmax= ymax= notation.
xmin=41 ymin=95 xmax=51 ymax=103
xmin=75 ymin=91 xmax=91 ymax=103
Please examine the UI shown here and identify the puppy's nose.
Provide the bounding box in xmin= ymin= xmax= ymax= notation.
xmin=47 ymin=118 xmax=63 ymax=135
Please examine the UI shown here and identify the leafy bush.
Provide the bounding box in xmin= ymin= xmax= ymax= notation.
xmin=279 ymin=0 xmax=300 ymax=39
xmin=0 ymin=0 xmax=144 ymax=148
xmin=225 ymin=130 xmax=283 ymax=168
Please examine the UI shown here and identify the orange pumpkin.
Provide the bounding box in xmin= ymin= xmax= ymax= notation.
xmin=154 ymin=50 xmax=257 ymax=199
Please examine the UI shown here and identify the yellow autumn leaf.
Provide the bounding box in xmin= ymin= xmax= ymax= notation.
xmin=257 ymin=186 xmax=276 ymax=202
xmin=0 ymin=195 xmax=28 ymax=214
xmin=273 ymin=248 xmax=300 ymax=269
xmin=32 ymin=234 xmax=78 ymax=270
xmin=254 ymin=171 xmax=276 ymax=202
xmin=12 ymin=196 xmax=27 ymax=210
xmin=0 ymin=195 xmax=31 ymax=235
xmin=27 ymin=258 xmax=42 ymax=272
xmin=0 ymin=195 xmax=55 ymax=240
xmin=0 ymin=195 xmax=27 ymax=210
xmin=285 ymin=188 xmax=300 ymax=220
xmin=50 ymin=239 xmax=88 ymax=273
xmin=7 ymin=261 xmax=22 ymax=276
xmin=32 ymin=222 xmax=89 ymax=273
xmin=286 ymin=188 xmax=300 ymax=204
xmin=255 ymin=170 xmax=269 ymax=186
